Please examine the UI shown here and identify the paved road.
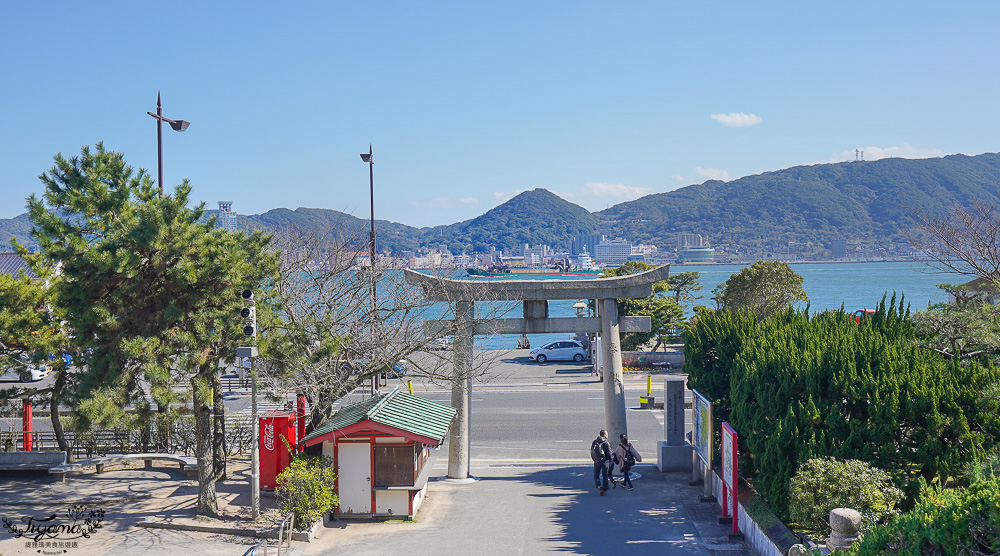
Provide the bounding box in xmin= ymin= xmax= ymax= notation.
xmin=0 ymin=351 xmax=744 ymax=555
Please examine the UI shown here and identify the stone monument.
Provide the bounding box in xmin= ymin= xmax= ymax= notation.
xmin=657 ymin=378 xmax=693 ymax=471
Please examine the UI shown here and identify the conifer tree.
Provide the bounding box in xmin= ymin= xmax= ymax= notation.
xmin=27 ymin=143 xmax=277 ymax=515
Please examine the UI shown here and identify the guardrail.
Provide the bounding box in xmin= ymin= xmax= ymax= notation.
xmin=246 ymin=539 xmax=268 ymax=556
xmin=1 ymin=413 xmax=258 ymax=458
xmin=276 ymin=512 xmax=295 ymax=556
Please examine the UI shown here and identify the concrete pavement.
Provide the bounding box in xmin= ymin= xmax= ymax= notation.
xmin=304 ymin=463 xmax=748 ymax=556
xmin=0 ymin=461 xmax=748 ymax=555
xmin=0 ymin=352 xmax=749 ymax=555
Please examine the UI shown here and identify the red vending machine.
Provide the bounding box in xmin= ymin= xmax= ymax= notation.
xmin=259 ymin=410 xmax=297 ymax=490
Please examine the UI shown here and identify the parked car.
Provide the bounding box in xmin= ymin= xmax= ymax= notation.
xmin=388 ymin=359 xmax=408 ymax=377
xmin=427 ymin=337 xmax=453 ymax=351
xmin=0 ymin=359 xmax=50 ymax=382
xmin=528 ymin=340 xmax=589 ymax=363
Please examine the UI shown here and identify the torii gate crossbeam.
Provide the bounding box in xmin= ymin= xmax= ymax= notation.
xmin=404 ymin=265 xmax=670 ymax=480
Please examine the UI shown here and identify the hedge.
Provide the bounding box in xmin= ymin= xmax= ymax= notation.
xmin=684 ymin=296 xmax=1000 ymax=519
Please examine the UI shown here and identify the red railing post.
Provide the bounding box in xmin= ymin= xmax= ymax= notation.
xmin=22 ymin=398 xmax=33 ymax=452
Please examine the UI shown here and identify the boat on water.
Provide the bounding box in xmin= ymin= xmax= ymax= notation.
xmin=574 ymin=251 xmax=601 ymax=271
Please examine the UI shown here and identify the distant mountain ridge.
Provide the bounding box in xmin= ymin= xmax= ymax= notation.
xmin=3 ymin=152 xmax=1000 ymax=253
xmin=596 ymin=152 xmax=1000 ymax=247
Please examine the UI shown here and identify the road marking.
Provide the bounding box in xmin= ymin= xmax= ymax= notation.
xmin=554 ymin=440 xmax=583 ymax=443
xmin=586 ymin=397 xmax=603 ymax=400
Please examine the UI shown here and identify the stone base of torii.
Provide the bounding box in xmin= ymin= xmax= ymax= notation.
xmin=404 ymin=265 xmax=670 ymax=480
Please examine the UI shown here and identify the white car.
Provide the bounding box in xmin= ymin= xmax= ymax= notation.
xmin=528 ymin=340 xmax=589 ymax=363
xmin=427 ymin=337 xmax=453 ymax=351
xmin=0 ymin=363 xmax=50 ymax=382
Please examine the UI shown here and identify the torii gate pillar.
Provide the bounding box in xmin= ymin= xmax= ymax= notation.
xmin=600 ymin=298 xmax=628 ymax=443
xmin=450 ymin=300 xmax=474 ymax=479
xmin=404 ymin=265 xmax=670 ymax=480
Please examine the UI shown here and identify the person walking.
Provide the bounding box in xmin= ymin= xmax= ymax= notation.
xmin=615 ymin=433 xmax=642 ymax=491
xmin=590 ymin=429 xmax=613 ymax=495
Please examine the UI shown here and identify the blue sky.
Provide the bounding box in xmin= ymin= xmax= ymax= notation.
xmin=2 ymin=1 xmax=998 ymax=228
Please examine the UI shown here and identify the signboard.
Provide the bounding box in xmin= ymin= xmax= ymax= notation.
xmin=691 ymin=389 xmax=712 ymax=468
xmin=721 ymin=421 xmax=739 ymax=535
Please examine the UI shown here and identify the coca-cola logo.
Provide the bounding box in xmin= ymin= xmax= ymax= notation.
xmin=263 ymin=421 xmax=275 ymax=451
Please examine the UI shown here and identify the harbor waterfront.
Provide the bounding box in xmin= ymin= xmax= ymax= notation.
xmin=465 ymin=260 xmax=950 ymax=350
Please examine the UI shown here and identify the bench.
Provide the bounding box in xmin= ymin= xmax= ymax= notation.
xmin=48 ymin=453 xmax=198 ymax=482
xmin=0 ymin=451 xmax=67 ymax=471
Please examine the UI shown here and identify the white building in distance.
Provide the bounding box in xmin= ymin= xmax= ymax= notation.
xmin=595 ymin=238 xmax=633 ymax=267
xmin=218 ymin=201 xmax=237 ymax=232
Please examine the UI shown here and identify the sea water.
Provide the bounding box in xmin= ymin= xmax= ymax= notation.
xmin=463 ymin=261 xmax=953 ymax=350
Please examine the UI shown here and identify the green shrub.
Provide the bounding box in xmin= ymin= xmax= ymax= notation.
xmin=850 ymin=477 xmax=1000 ymax=555
xmin=964 ymin=450 xmax=1000 ymax=485
xmin=789 ymin=457 xmax=902 ymax=538
xmin=275 ymin=455 xmax=338 ymax=530
xmin=685 ymin=295 xmax=1000 ymax=519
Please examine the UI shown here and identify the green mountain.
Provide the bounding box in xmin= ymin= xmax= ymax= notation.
xmin=425 ymin=188 xmax=599 ymax=253
xmin=597 ymin=153 xmax=1000 ymax=248
xmin=0 ymin=213 xmax=37 ymax=251
xmin=5 ymin=152 xmax=1000 ymax=254
xmin=239 ymin=207 xmax=425 ymax=253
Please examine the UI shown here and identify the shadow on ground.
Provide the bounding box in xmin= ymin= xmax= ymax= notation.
xmin=486 ymin=465 xmax=740 ymax=555
xmin=315 ymin=464 xmax=746 ymax=556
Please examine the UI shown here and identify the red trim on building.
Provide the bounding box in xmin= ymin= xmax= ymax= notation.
xmin=370 ymin=440 xmax=376 ymax=513
xmin=333 ymin=440 xmax=339 ymax=515
xmin=303 ymin=419 xmax=442 ymax=448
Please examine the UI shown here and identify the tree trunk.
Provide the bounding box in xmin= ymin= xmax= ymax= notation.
xmin=212 ymin=375 xmax=226 ymax=481
xmin=192 ymin=376 xmax=218 ymax=516
xmin=156 ymin=402 xmax=170 ymax=453
xmin=49 ymin=369 xmax=71 ymax=462
xmin=138 ymin=401 xmax=152 ymax=452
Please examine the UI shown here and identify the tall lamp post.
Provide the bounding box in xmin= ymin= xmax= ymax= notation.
xmin=360 ymin=145 xmax=378 ymax=396
xmin=146 ymin=92 xmax=190 ymax=197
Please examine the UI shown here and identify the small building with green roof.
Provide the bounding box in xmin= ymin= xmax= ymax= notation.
xmin=302 ymin=386 xmax=456 ymax=519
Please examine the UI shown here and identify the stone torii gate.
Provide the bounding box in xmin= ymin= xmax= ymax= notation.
xmin=404 ymin=265 xmax=671 ymax=480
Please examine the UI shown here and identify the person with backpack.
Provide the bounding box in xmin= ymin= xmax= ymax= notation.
xmin=614 ymin=433 xmax=642 ymax=491
xmin=591 ymin=429 xmax=613 ymax=495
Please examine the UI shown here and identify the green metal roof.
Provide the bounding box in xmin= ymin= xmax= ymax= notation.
xmin=303 ymin=387 xmax=456 ymax=445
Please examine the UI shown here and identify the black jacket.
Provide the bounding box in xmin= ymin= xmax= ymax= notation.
xmin=592 ymin=437 xmax=612 ymax=463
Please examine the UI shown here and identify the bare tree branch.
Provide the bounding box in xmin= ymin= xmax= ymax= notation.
xmin=262 ymin=226 xmax=514 ymax=429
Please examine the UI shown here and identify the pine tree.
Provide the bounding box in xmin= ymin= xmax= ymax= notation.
xmin=27 ymin=143 xmax=278 ymax=515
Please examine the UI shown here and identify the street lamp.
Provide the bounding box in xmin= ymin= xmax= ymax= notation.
xmin=146 ymin=92 xmax=190 ymax=197
xmin=360 ymin=145 xmax=378 ymax=396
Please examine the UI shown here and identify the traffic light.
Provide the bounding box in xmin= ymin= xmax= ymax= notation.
xmin=241 ymin=289 xmax=256 ymax=338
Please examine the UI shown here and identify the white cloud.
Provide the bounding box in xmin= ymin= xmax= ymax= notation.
xmin=581 ymin=181 xmax=654 ymax=199
xmin=670 ymin=174 xmax=686 ymax=184
xmin=710 ymin=112 xmax=763 ymax=127
xmin=458 ymin=197 xmax=479 ymax=205
xmin=826 ymin=144 xmax=945 ymax=163
xmin=696 ymin=167 xmax=730 ymax=181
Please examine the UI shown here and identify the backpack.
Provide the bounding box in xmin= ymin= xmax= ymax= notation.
xmin=624 ymin=446 xmax=636 ymax=466
xmin=591 ymin=439 xmax=605 ymax=462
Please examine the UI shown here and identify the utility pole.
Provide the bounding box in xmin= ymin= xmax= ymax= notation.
xmin=237 ymin=290 xmax=259 ymax=519
xmin=250 ymin=356 xmax=259 ymax=519
xmin=360 ymin=145 xmax=378 ymax=397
